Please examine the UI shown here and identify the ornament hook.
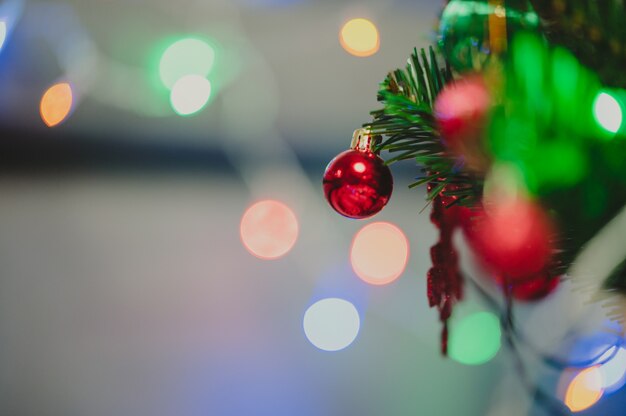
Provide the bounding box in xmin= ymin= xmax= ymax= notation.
xmin=350 ymin=128 xmax=382 ymax=153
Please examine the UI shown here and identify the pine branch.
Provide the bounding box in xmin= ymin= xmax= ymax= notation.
xmin=364 ymin=47 xmax=481 ymax=204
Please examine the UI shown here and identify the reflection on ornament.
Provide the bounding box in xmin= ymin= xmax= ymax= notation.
xmin=323 ymin=129 xmax=393 ymax=219
xmin=439 ymin=0 xmax=539 ymax=70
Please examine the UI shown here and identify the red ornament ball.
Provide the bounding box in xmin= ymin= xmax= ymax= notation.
xmin=511 ymin=275 xmax=560 ymax=302
xmin=434 ymin=76 xmax=491 ymax=170
xmin=434 ymin=76 xmax=491 ymax=145
xmin=468 ymin=198 xmax=554 ymax=280
xmin=323 ymin=149 xmax=393 ymax=219
xmin=495 ymin=273 xmax=560 ymax=302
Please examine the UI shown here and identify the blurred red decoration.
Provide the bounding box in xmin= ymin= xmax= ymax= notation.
xmin=323 ymin=129 xmax=393 ymax=219
xmin=434 ymin=76 xmax=492 ymax=170
xmin=427 ymin=182 xmax=464 ymax=355
xmin=496 ymin=273 xmax=560 ymax=302
xmin=467 ymin=197 xmax=554 ymax=281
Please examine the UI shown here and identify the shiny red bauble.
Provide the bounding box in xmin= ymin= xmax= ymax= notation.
xmin=467 ymin=198 xmax=554 ymax=281
xmin=323 ymin=134 xmax=393 ymax=219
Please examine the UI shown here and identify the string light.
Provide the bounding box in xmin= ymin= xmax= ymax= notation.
xmin=0 ymin=21 xmax=6 ymax=51
xmin=40 ymin=82 xmax=73 ymax=127
xmin=449 ymin=312 xmax=501 ymax=365
xmin=599 ymin=347 xmax=626 ymax=393
xmin=159 ymin=37 xmax=215 ymax=90
xmin=303 ymin=298 xmax=360 ymax=352
xmin=339 ymin=18 xmax=380 ymax=57
xmin=564 ymin=367 xmax=604 ymax=412
xmin=350 ymin=222 xmax=409 ymax=285
xmin=170 ymin=74 xmax=212 ymax=116
xmin=593 ymin=91 xmax=623 ymax=135
xmin=240 ymin=200 xmax=299 ymax=260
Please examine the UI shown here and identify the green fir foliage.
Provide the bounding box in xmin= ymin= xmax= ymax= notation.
xmin=364 ymin=47 xmax=482 ymax=205
xmin=529 ymin=0 xmax=626 ymax=88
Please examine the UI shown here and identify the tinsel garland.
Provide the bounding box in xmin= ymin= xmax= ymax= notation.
xmin=427 ymin=181 xmax=464 ymax=354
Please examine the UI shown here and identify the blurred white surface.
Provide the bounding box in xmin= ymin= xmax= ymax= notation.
xmin=0 ymin=173 xmax=501 ymax=415
xmin=0 ymin=0 xmax=442 ymax=151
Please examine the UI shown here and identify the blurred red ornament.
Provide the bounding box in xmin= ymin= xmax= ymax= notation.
xmin=434 ymin=76 xmax=492 ymax=170
xmin=323 ymin=129 xmax=393 ymax=219
xmin=468 ymin=198 xmax=554 ymax=280
xmin=495 ymin=273 xmax=560 ymax=302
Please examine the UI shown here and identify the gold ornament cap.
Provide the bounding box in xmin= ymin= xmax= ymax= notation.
xmin=350 ymin=128 xmax=382 ymax=153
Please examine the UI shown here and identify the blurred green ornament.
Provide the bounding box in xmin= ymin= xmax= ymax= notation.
xmin=523 ymin=141 xmax=588 ymax=193
xmin=486 ymin=32 xmax=608 ymax=195
xmin=439 ymin=0 xmax=539 ymax=71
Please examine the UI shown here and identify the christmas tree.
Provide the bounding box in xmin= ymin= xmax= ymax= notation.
xmin=324 ymin=1 xmax=626 ymax=413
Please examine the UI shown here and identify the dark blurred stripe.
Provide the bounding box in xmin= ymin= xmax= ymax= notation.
xmin=0 ymin=125 xmax=420 ymax=179
xmin=0 ymin=126 xmax=237 ymax=175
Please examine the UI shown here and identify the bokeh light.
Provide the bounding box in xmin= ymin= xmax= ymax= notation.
xmin=303 ymin=298 xmax=360 ymax=352
xmin=0 ymin=21 xmax=6 ymax=50
xmin=564 ymin=366 xmax=604 ymax=412
xmin=40 ymin=82 xmax=73 ymax=127
xmin=159 ymin=37 xmax=215 ymax=89
xmin=599 ymin=347 xmax=626 ymax=392
xmin=170 ymin=75 xmax=212 ymax=116
xmin=566 ymin=331 xmax=624 ymax=368
xmin=593 ymin=91 xmax=623 ymax=135
xmin=449 ymin=312 xmax=501 ymax=366
xmin=339 ymin=18 xmax=380 ymax=57
xmin=350 ymin=222 xmax=409 ymax=285
xmin=240 ymin=200 xmax=299 ymax=260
